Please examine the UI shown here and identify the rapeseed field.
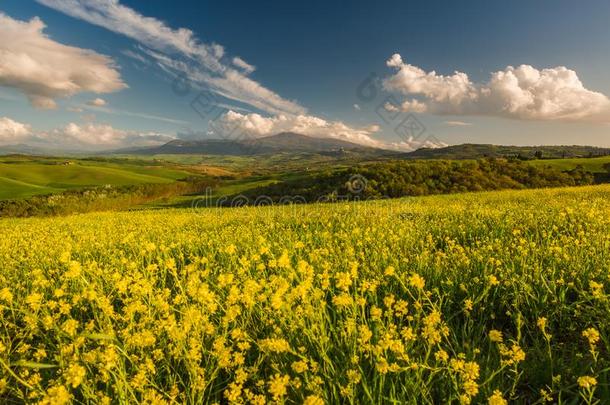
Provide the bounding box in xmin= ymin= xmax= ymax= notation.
xmin=1 ymin=185 xmax=609 ymax=404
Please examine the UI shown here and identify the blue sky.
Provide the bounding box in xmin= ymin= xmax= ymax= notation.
xmin=1 ymin=0 xmax=610 ymax=150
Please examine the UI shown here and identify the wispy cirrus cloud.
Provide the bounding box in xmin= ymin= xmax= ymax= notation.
xmin=444 ymin=120 xmax=472 ymax=127
xmin=78 ymin=103 xmax=190 ymax=125
xmin=36 ymin=0 xmax=306 ymax=116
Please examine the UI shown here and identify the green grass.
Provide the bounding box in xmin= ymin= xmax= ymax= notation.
xmin=112 ymin=152 xmax=385 ymax=174
xmin=527 ymin=155 xmax=610 ymax=173
xmin=0 ymin=157 xmax=194 ymax=200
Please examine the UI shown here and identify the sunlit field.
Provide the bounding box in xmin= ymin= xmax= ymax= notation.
xmin=1 ymin=185 xmax=609 ymax=404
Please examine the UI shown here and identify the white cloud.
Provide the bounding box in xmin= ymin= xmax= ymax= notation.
xmin=121 ymin=48 xmax=150 ymax=65
xmin=444 ymin=120 xmax=472 ymax=126
xmin=0 ymin=13 xmax=126 ymax=110
xmin=384 ymin=99 xmax=427 ymax=113
xmin=37 ymin=0 xmax=305 ymax=116
xmin=232 ymin=57 xmax=255 ymax=74
xmin=353 ymin=104 xmax=361 ymax=111
xmin=87 ymin=98 xmax=107 ymax=107
xmin=208 ymin=111 xmax=443 ymax=151
xmin=0 ymin=117 xmax=32 ymax=144
xmin=0 ymin=117 xmax=172 ymax=150
xmin=80 ymin=103 xmax=189 ymax=125
xmin=383 ymin=53 xmax=610 ymax=122
xmin=42 ymin=122 xmax=171 ymax=149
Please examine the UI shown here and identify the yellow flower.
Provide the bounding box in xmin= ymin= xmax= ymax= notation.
xmin=66 ymin=261 xmax=82 ymax=279
xmin=488 ymin=330 xmax=503 ymax=343
xmin=61 ymin=319 xmax=79 ymax=337
xmin=577 ymin=376 xmax=597 ymax=389
xmin=268 ymin=374 xmax=290 ymax=401
xmin=384 ymin=266 xmax=396 ymax=277
xmin=39 ymin=385 xmax=71 ymax=405
xmin=346 ymin=369 xmax=361 ymax=385
xmin=224 ymin=382 xmax=243 ymax=402
xmin=463 ymin=380 xmax=479 ymax=396
xmin=376 ymin=358 xmax=390 ymax=374
xmin=537 ymin=317 xmax=547 ymax=332
xmin=462 ymin=361 xmax=480 ymax=381
xmin=25 ymin=292 xmax=43 ymax=311
xmin=409 ymin=274 xmax=425 ymax=290
xmin=459 ymin=394 xmax=471 ymax=404
xmin=291 ymin=360 xmax=308 ymax=373
xmin=277 ymin=251 xmax=291 ymax=268
xmin=335 ymin=272 xmax=352 ymax=291
xmin=259 ymin=338 xmax=291 ymax=353
xmin=332 ymin=293 xmax=353 ymax=307
xmin=488 ymin=275 xmax=500 ymax=286
xmin=64 ymin=364 xmax=86 ymax=388
xmin=303 ymin=395 xmax=325 ymax=405
xmin=0 ymin=288 xmax=13 ymax=304
xmin=487 ymin=390 xmax=507 ymax=405
xmin=589 ymin=281 xmax=603 ymax=298
xmin=582 ymin=328 xmax=600 ymax=346
xmin=435 ymin=349 xmax=449 ymax=363
xmin=499 ymin=343 xmax=525 ymax=365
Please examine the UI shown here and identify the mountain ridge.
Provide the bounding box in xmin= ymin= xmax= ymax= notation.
xmin=119 ymin=132 xmax=383 ymax=155
xmin=2 ymin=132 xmax=610 ymax=159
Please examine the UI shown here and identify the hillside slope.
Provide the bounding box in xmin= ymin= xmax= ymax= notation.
xmin=0 ymin=157 xmax=192 ymax=200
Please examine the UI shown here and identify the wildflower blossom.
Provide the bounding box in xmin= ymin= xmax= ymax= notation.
xmin=577 ymin=376 xmax=597 ymax=389
xmin=488 ymin=390 xmax=507 ymax=405
xmin=268 ymin=374 xmax=290 ymax=401
xmin=409 ymin=274 xmax=425 ymax=290
xmin=489 ymin=330 xmax=503 ymax=343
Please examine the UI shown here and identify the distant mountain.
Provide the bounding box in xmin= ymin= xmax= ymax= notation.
xmin=401 ymin=144 xmax=610 ymax=160
xmin=123 ymin=132 xmax=384 ymax=155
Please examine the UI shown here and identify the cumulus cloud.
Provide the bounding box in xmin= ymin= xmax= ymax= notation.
xmin=0 ymin=117 xmax=32 ymax=144
xmin=0 ymin=117 xmax=172 ymax=150
xmin=383 ymin=53 xmax=610 ymax=122
xmin=207 ymin=111 xmax=441 ymax=151
xmin=39 ymin=122 xmax=172 ymax=149
xmin=37 ymin=0 xmax=305 ymax=116
xmin=0 ymin=13 xmax=126 ymax=109
xmin=87 ymin=98 xmax=107 ymax=107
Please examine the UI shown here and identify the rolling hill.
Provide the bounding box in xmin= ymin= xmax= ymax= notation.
xmin=0 ymin=156 xmax=193 ymax=200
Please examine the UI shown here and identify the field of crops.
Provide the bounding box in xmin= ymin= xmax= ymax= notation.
xmin=1 ymin=185 xmax=609 ymax=404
